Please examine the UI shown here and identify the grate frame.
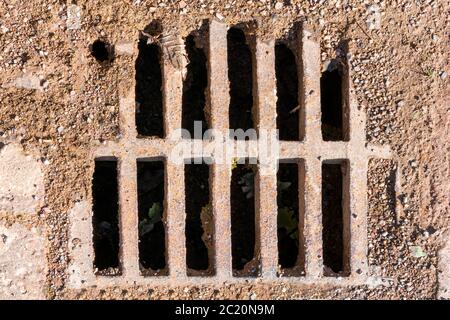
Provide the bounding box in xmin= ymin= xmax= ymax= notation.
xmin=67 ymin=21 xmax=391 ymax=289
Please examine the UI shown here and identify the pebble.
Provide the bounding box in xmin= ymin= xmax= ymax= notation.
xmin=440 ymin=71 xmax=447 ymax=80
xmin=13 ymin=73 xmax=43 ymax=90
xmin=396 ymin=100 xmax=405 ymax=108
xmin=410 ymin=246 xmax=427 ymax=258
xmin=275 ymin=2 xmax=283 ymax=10
xmin=366 ymin=4 xmax=381 ymax=30
xmin=66 ymin=4 xmax=82 ymax=30
xmin=215 ymin=12 xmax=224 ymax=21
xmin=115 ymin=41 xmax=134 ymax=56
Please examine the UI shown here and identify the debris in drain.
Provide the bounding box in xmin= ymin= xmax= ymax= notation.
xmin=139 ymin=202 xmax=162 ymax=237
xmin=141 ymin=30 xmax=188 ymax=76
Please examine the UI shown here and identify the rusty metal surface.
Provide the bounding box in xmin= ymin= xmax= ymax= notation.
xmin=67 ymin=21 xmax=391 ymax=289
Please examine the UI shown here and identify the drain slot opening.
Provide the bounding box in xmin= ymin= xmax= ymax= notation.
xmin=135 ymin=22 xmax=164 ymax=138
xmin=320 ymin=61 xmax=348 ymax=141
xmin=185 ymin=160 xmax=213 ymax=275
xmin=137 ymin=159 xmax=167 ymax=275
xmin=277 ymin=161 xmax=305 ymax=275
xmin=276 ymin=43 xmax=300 ymax=141
xmin=182 ymin=32 xmax=209 ymax=138
xmin=231 ymin=160 xmax=259 ymax=276
xmin=322 ymin=161 xmax=350 ymax=276
xmin=227 ymin=27 xmax=254 ymax=135
xmin=92 ymin=159 xmax=120 ymax=275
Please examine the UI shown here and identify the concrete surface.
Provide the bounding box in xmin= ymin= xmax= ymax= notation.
xmin=0 ymin=222 xmax=46 ymax=299
xmin=0 ymin=143 xmax=44 ymax=215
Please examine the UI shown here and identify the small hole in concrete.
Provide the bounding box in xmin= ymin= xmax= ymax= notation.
xmin=92 ymin=159 xmax=120 ymax=275
xmin=231 ymin=160 xmax=259 ymax=276
xmin=185 ymin=160 xmax=212 ymax=275
xmin=322 ymin=161 xmax=350 ymax=276
xmin=135 ymin=23 xmax=164 ymax=138
xmin=321 ymin=62 xmax=346 ymax=141
xmin=137 ymin=160 xmax=166 ymax=275
xmin=90 ymin=39 xmax=113 ymax=62
xmin=227 ymin=28 xmax=254 ymax=134
xmin=276 ymin=43 xmax=299 ymax=141
xmin=182 ymin=33 xmax=209 ymax=138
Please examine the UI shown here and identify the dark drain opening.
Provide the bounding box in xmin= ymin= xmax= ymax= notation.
xmin=231 ymin=160 xmax=259 ymax=276
xmin=90 ymin=39 xmax=113 ymax=62
xmin=321 ymin=62 xmax=347 ymax=141
xmin=135 ymin=23 xmax=164 ymax=138
xmin=182 ymin=33 xmax=209 ymax=138
xmin=275 ymin=43 xmax=299 ymax=141
xmin=227 ymin=27 xmax=254 ymax=135
xmin=92 ymin=159 xmax=120 ymax=275
xmin=185 ymin=160 xmax=213 ymax=275
xmin=322 ymin=161 xmax=350 ymax=276
xmin=137 ymin=159 xmax=166 ymax=275
xmin=277 ymin=161 xmax=305 ymax=274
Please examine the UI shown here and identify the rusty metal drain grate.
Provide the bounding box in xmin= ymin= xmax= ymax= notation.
xmin=68 ymin=20 xmax=391 ymax=288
